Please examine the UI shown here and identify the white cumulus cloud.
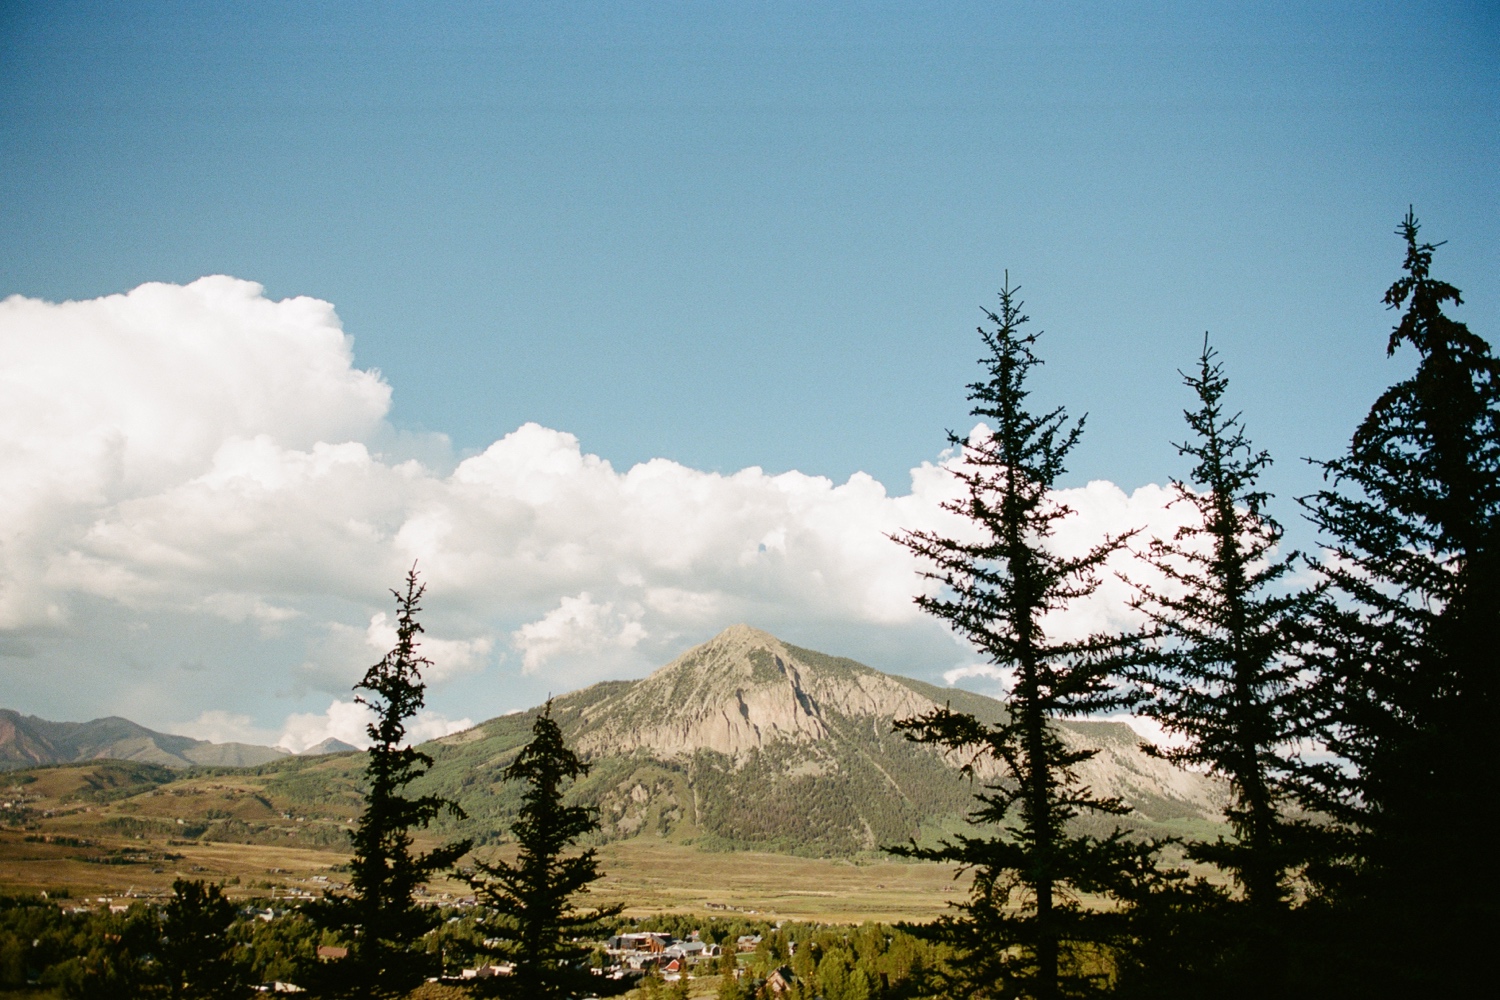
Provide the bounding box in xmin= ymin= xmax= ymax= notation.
xmin=513 ymin=593 xmax=648 ymax=674
xmin=0 ymin=278 xmax=1204 ymax=738
xmin=363 ymin=612 xmax=494 ymax=682
xmin=275 ymin=699 xmax=473 ymax=754
xmin=175 ymin=700 xmax=472 ymax=754
xmin=0 ymin=277 xmax=389 ymax=628
xmin=943 ymin=662 xmax=1019 ymax=697
xmin=172 ymin=710 xmax=278 ymax=747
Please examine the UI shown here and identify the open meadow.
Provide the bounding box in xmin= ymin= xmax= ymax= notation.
xmin=0 ymin=830 xmax=970 ymax=924
xmin=2 ymin=760 xmax=969 ymax=923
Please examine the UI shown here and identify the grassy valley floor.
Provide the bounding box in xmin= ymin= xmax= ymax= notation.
xmin=0 ymin=828 xmax=968 ymax=924
xmin=591 ymin=840 xmax=969 ymax=923
xmin=2 ymin=759 xmax=971 ymax=922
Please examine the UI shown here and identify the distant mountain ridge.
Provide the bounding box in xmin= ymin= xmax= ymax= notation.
xmin=405 ymin=625 xmax=1228 ymax=855
xmin=300 ymin=737 xmax=360 ymax=756
xmin=3 ymin=626 xmax=1228 ymax=858
xmin=0 ymin=710 xmax=314 ymax=771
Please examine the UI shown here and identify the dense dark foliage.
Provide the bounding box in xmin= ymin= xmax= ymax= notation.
xmin=891 ymin=216 xmax=1495 ymax=997
xmin=1295 ymin=212 xmax=1500 ymax=995
xmin=312 ymin=567 xmax=471 ymax=995
xmin=891 ymin=278 xmax=1153 ymax=999
xmin=158 ymin=879 xmax=241 ymax=999
xmin=1 ymin=888 xmax=325 ymax=998
xmin=1115 ymin=340 xmax=1318 ymax=997
xmin=0 ymin=894 xmax=153 ymax=998
xmin=466 ymin=704 xmax=622 ymax=998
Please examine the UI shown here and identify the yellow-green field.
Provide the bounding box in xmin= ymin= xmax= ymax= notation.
xmin=0 ymin=832 xmax=969 ymax=923
xmin=2 ymin=761 xmax=969 ymax=923
xmin=592 ymin=840 xmax=968 ymax=923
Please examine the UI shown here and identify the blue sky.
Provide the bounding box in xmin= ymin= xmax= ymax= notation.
xmin=0 ymin=2 xmax=1496 ymax=742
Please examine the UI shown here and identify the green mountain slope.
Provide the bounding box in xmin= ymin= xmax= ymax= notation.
xmin=7 ymin=626 xmax=1227 ymax=858
xmin=398 ymin=625 xmax=1227 ymax=855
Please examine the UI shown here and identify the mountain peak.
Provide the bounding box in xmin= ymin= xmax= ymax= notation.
xmin=571 ymin=625 xmax=933 ymax=758
xmin=524 ymin=629 xmax=1225 ymax=851
xmin=299 ymin=737 xmax=359 ymax=756
xmin=701 ymin=622 xmax=782 ymax=648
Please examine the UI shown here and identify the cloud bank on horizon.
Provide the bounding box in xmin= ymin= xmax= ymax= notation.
xmin=0 ymin=278 xmax=1199 ymax=749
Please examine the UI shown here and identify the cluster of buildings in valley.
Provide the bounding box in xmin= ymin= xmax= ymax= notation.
xmin=604 ymin=930 xmax=727 ymax=975
xmin=592 ymin=930 xmax=801 ymax=989
xmin=452 ymin=931 xmax=737 ymax=985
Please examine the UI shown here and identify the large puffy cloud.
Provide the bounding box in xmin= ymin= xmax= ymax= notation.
xmin=173 ymin=702 xmax=473 ymax=754
xmin=514 ymin=593 xmax=648 ymax=675
xmin=274 ymin=699 xmax=473 ymax=754
xmin=0 ymin=278 xmax=1201 ymax=737
xmin=0 ymin=277 xmax=389 ymax=628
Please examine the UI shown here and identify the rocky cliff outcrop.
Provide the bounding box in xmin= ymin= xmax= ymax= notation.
xmin=557 ymin=624 xmax=1225 ymax=831
xmin=573 ymin=625 xmax=934 ymax=758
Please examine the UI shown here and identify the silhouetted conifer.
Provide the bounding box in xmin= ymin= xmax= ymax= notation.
xmin=158 ymin=879 xmax=240 ymax=999
xmin=467 ymin=702 xmax=622 ymax=998
xmin=1298 ymin=211 xmax=1499 ymax=994
xmin=1118 ymin=339 xmax=1316 ymax=997
xmin=891 ymin=277 xmax=1152 ymax=1000
xmin=314 ymin=566 xmax=471 ymax=996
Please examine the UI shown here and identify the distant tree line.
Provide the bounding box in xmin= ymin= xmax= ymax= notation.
xmin=892 ymin=211 xmax=1496 ymax=998
xmin=0 ymin=877 xmax=348 ymax=998
xmin=1 ymin=884 xmax=958 ymax=999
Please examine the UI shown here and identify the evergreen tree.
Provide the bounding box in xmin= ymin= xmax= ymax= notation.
xmin=41 ymin=904 xmax=161 ymax=1000
xmin=467 ymin=703 xmax=623 ymax=998
xmin=1119 ymin=339 xmax=1315 ymax=996
xmin=158 ymin=879 xmax=240 ymax=999
xmin=1298 ymin=212 xmax=1500 ymax=992
xmin=231 ymin=909 xmax=327 ymax=989
xmin=891 ymin=277 xmax=1150 ymax=999
xmin=716 ymin=969 xmax=748 ymax=1000
xmin=315 ymin=567 xmax=471 ymax=995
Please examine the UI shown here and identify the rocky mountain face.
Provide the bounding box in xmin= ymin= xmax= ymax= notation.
xmin=3 ymin=626 xmax=1228 ymax=857
xmin=416 ymin=625 xmax=1227 ymax=855
xmin=570 ymin=625 xmax=937 ymax=758
xmin=0 ymin=709 xmax=290 ymax=770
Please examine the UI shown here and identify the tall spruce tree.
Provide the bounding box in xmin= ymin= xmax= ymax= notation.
xmin=1298 ymin=212 xmax=1499 ymax=991
xmin=316 ymin=567 xmax=471 ymax=995
xmin=891 ymin=278 xmax=1149 ymax=1000
xmin=467 ymin=703 xmax=622 ymax=998
xmin=1120 ymin=339 xmax=1314 ymax=995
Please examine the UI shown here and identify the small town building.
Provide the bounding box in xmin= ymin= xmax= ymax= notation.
xmin=606 ymin=931 xmax=672 ymax=953
xmin=765 ymin=966 xmax=796 ymax=994
xmin=460 ymin=963 xmax=514 ymax=979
